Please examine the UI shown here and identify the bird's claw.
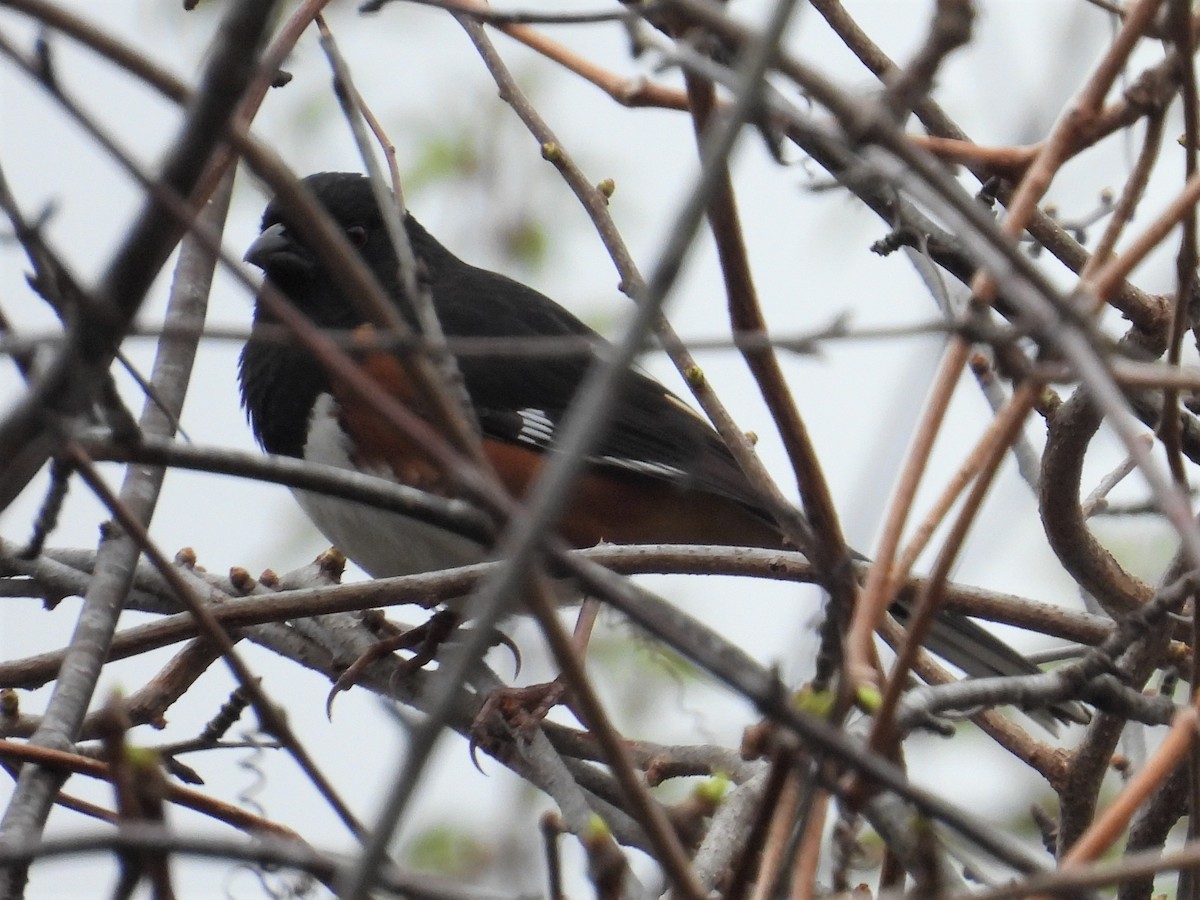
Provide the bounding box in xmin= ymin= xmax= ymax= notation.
xmin=467 ymin=679 xmax=567 ymax=771
xmin=325 ymin=608 xmax=460 ymax=718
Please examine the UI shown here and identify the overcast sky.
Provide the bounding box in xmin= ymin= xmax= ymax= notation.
xmin=0 ymin=2 xmax=1186 ymax=896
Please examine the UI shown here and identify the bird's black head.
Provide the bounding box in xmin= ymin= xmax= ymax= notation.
xmin=240 ymin=172 xmax=442 ymax=456
xmin=245 ymin=171 xmax=396 ymax=330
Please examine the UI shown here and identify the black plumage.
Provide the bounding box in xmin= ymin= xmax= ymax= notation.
xmin=238 ymin=171 xmax=1089 ymax=729
xmin=240 ymin=171 xmax=770 ymax=520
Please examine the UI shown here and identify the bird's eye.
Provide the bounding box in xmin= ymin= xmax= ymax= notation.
xmin=346 ymin=225 xmax=367 ymax=247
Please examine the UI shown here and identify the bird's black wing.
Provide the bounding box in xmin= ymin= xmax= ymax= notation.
xmin=428 ymin=259 xmax=769 ymax=515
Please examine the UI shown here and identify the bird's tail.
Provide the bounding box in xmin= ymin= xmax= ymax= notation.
xmin=890 ymin=603 xmax=1091 ymax=732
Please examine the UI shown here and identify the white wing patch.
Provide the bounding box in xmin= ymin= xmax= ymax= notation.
xmin=598 ymin=456 xmax=687 ymax=479
xmin=516 ymin=407 xmax=556 ymax=448
xmin=664 ymin=391 xmax=708 ymax=421
xmin=516 ymin=405 xmax=686 ymax=480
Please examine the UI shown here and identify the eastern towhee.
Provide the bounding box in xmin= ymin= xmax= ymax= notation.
xmin=239 ymin=171 xmax=1084 ymax=726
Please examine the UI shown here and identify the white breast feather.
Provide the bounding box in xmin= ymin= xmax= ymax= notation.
xmin=297 ymin=393 xmax=482 ymax=577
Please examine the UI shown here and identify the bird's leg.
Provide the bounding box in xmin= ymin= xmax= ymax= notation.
xmin=572 ymin=596 xmax=601 ymax=657
xmin=469 ymin=597 xmax=603 ymax=759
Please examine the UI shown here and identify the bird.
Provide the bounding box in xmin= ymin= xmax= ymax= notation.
xmin=239 ymin=171 xmax=1085 ymax=727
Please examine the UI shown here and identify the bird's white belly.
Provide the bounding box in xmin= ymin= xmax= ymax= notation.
xmin=297 ymin=393 xmax=483 ymax=577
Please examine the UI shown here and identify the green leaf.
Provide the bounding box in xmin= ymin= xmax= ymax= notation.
xmin=403 ymin=825 xmax=490 ymax=877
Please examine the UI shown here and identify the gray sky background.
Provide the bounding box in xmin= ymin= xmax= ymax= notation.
xmin=0 ymin=1 xmax=1186 ymax=896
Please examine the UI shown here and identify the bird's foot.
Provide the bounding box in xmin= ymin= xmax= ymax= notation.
xmin=326 ymin=609 xmax=457 ymax=717
xmin=469 ymin=678 xmax=568 ymax=769
xmin=325 ymin=609 xmax=522 ymax=716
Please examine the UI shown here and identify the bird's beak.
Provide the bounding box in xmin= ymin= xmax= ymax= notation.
xmin=244 ymin=222 xmax=310 ymax=273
